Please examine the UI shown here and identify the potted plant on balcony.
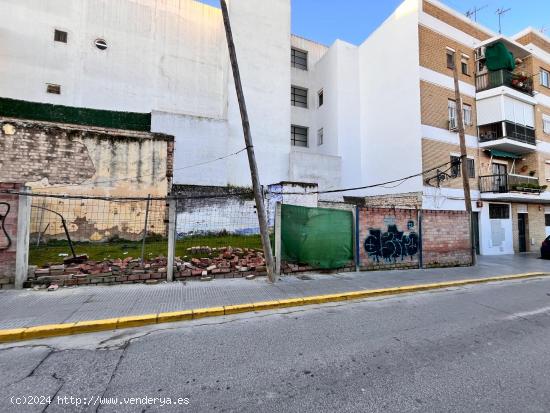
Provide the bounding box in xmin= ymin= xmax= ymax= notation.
xmin=529 ymin=170 xmax=537 ymax=177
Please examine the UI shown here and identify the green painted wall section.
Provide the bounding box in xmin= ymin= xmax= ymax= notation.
xmin=0 ymin=98 xmax=151 ymax=132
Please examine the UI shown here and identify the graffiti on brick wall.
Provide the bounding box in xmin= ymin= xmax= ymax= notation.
xmin=364 ymin=218 xmax=418 ymax=264
xmin=0 ymin=202 xmax=12 ymax=250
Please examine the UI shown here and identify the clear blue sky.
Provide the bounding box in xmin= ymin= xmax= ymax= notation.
xmin=199 ymin=0 xmax=549 ymax=46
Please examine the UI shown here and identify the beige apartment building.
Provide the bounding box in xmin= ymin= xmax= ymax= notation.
xmin=290 ymin=0 xmax=550 ymax=256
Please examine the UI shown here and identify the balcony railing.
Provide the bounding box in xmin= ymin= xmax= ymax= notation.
xmin=479 ymin=174 xmax=546 ymax=194
xmin=476 ymin=69 xmax=534 ymax=96
xmin=478 ymin=121 xmax=536 ymax=147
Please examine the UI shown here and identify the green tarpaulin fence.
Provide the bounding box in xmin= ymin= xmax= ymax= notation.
xmin=280 ymin=204 xmax=353 ymax=269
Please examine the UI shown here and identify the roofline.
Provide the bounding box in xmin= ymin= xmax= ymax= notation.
xmin=423 ymin=0 xmax=497 ymax=39
xmin=291 ymin=33 xmax=329 ymax=49
xmin=513 ymin=26 xmax=550 ymax=45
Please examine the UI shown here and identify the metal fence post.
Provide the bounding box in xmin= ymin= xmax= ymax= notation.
xmin=167 ymin=197 xmax=177 ymax=282
xmin=354 ymin=205 xmax=360 ymax=272
xmin=418 ymin=209 xmax=424 ymax=269
xmin=15 ymin=188 xmax=31 ymax=289
xmin=140 ymin=194 xmax=151 ymax=265
xmin=274 ymin=202 xmax=282 ymax=276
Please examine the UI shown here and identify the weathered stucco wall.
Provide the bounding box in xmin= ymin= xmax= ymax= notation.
xmin=0 ymin=118 xmax=174 ymax=241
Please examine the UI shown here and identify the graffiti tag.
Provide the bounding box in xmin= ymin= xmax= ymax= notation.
xmin=0 ymin=202 xmax=12 ymax=251
xmin=364 ymin=220 xmax=418 ymax=264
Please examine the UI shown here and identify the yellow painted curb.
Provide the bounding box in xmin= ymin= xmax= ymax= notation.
xmin=193 ymin=307 xmax=225 ymax=319
xmin=224 ymin=303 xmax=255 ymax=315
xmin=73 ymin=318 xmax=119 ymax=334
xmin=1 ymin=271 xmax=547 ymax=344
xmin=23 ymin=323 xmax=76 ymax=340
xmin=0 ymin=328 xmax=26 ymax=343
xmin=117 ymin=314 xmax=158 ymax=329
xmin=157 ymin=310 xmax=193 ymax=324
xmin=253 ymin=300 xmax=281 ymax=311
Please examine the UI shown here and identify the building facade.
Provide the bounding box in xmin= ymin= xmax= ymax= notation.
xmin=290 ymin=0 xmax=550 ymax=255
xmin=1 ymin=0 xmax=550 ymax=255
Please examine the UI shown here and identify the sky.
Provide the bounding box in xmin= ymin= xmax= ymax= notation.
xmin=198 ymin=0 xmax=550 ymax=46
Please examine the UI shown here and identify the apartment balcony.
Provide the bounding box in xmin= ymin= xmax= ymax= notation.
xmin=478 ymin=121 xmax=536 ymax=154
xmin=475 ymin=70 xmax=534 ymax=96
xmin=479 ymin=174 xmax=546 ymax=194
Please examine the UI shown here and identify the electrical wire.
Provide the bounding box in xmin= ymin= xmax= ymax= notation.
xmin=40 ymin=147 xmax=249 ymax=190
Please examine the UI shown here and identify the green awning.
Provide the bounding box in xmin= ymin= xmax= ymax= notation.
xmin=486 ymin=149 xmax=522 ymax=159
xmin=485 ymin=41 xmax=516 ymax=71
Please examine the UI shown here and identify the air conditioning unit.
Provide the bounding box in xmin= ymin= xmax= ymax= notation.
xmin=475 ymin=46 xmax=486 ymax=61
xmin=449 ymin=119 xmax=459 ymax=131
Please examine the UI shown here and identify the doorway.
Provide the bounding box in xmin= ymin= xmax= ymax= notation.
xmin=518 ymin=213 xmax=528 ymax=253
xmin=472 ymin=212 xmax=480 ymax=255
xmin=492 ymin=163 xmax=508 ymax=193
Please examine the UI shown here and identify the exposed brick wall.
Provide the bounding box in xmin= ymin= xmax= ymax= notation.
xmin=0 ymin=183 xmax=21 ymax=288
xmin=358 ymin=207 xmax=472 ymax=271
xmin=421 ymin=210 xmax=472 ymax=268
xmin=421 ymin=138 xmax=481 ymax=191
xmin=418 ymin=25 xmax=475 ymax=85
xmin=358 ymin=208 xmax=420 ymax=271
xmin=420 ymin=81 xmax=478 ymax=137
xmin=516 ymin=32 xmax=550 ymax=56
xmin=362 ymin=193 xmax=422 ymax=209
xmin=422 ymin=0 xmax=492 ymax=41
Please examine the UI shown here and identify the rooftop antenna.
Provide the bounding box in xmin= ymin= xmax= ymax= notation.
xmin=496 ymin=8 xmax=511 ymax=34
xmin=465 ymin=5 xmax=488 ymax=22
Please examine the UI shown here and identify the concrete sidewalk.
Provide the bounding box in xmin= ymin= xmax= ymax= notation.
xmin=0 ymin=254 xmax=548 ymax=330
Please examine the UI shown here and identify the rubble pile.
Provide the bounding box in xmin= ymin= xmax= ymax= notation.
xmin=26 ymin=246 xmax=267 ymax=288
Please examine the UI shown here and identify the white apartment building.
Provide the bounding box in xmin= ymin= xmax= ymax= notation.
xmin=2 ymin=0 xmax=550 ymax=255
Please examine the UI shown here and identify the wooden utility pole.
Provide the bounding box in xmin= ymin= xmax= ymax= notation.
xmin=220 ymin=0 xmax=276 ymax=282
xmin=452 ymin=53 xmax=477 ymax=266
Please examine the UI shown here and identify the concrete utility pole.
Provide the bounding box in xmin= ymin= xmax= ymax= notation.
xmin=219 ymin=0 xmax=276 ymax=282
xmin=452 ymin=53 xmax=477 ymax=266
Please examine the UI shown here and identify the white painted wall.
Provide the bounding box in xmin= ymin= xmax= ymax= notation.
xmin=479 ymin=203 xmax=514 ymax=255
xmin=0 ymin=0 xmax=291 ymax=188
xmin=357 ymin=0 xmax=423 ymax=197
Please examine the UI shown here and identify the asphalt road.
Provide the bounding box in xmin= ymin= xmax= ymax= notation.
xmin=3 ymin=277 xmax=550 ymax=412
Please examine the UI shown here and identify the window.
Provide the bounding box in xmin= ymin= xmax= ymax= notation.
xmin=291 ymin=125 xmax=308 ymax=147
xmin=54 ymin=29 xmax=68 ymax=43
xmin=541 ymin=68 xmax=550 ymax=88
xmin=317 ymin=128 xmax=324 ymax=146
xmin=446 ymin=49 xmax=455 ymax=69
xmin=450 ymin=155 xmax=461 ymax=177
xmin=448 ymin=99 xmax=457 ymax=127
xmin=467 ymin=158 xmax=475 ymax=178
xmin=46 ymin=84 xmax=61 ymax=95
xmin=94 ymin=39 xmax=108 ymax=50
xmin=291 ymin=48 xmax=308 ymax=70
xmin=450 ymin=155 xmax=475 ymax=178
xmin=318 ymin=89 xmax=324 ymax=107
xmin=463 ymin=103 xmax=473 ymax=126
xmin=489 ymin=204 xmax=510 ymax=220
xmin=543 ymin=115 xmax=550 ymax=134
xmin=546 ymin=214 xmax=550 ymax=226
xmin=448 ymin=100 xmax=472 ymax=127
xmin=291 ymin=86 xmax=308 ymax=108
xmin=461 ymin=55 xmax=469 ymax=75
xmin=545 ymin=161 xmax=550 ymax=182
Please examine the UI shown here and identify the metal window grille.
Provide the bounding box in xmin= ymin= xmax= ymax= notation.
xmin=46 ymin=84 xmax=61 ymax=95
xmin=489 ymin=204 xmax=510 ymax=220
xmin=291 ymin=48 xmax=308 ymax=70
xmin=291 ymin=125 xmax=308 ymax=147
xmin=54 ymin=30 xmax=68 ymax=43
xmin=318 ymin=89 xmax=324 ymax=107
xmin=291 ymin=86 xmax=308 ymax=108
xmin=317 ymin=128 xmax=324 ymax=146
